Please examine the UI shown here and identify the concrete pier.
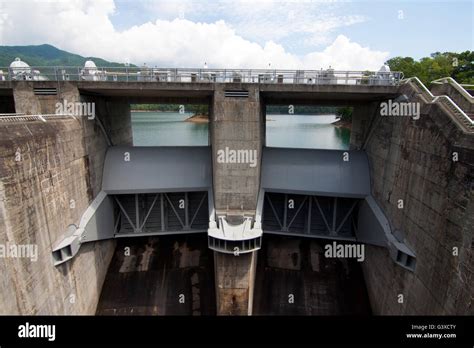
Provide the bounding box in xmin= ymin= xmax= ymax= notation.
xmin=211 ymin=85 xmax=264 ymax=212
xmin=214 ymin=251 xmax=258 ymax=315
xmin=211 ymin=85 xmax=264 ymax=315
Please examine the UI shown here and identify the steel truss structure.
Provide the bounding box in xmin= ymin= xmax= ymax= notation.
xmin=262 ymin=192 xmax=359 ymax=241
xmin=113 ymin=191 xmax=209 ymax=237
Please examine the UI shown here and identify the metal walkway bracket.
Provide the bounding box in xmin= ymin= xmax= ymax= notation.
xmin=208 ymin=215 xmax=263 ymax=255
xmin=262 ymin=191 xmax=358 ymax=240
xmin=51 ymin=191 xmax=115 ymax=266
xmin=208 ymin=189 xmax=264 ymax=255
xmin=358 ymin=196 xmax=416 ymax=271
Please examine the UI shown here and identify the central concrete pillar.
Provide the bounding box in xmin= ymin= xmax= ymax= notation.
xmin=214 ymin=251 xmax=258 ymax=315
xmin=211 ymin=85 xmax=264 ymax=212
xmin=210 ymin=85 xmax=264 ymax=315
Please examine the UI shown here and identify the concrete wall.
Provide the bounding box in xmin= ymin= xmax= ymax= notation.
xmin=0 ymin=83 xmax=132 ymax=314
xmin=350 ymin=102 xmax=379 ymax=150
xmin=210 ymin=86 xmax=263 ymax=315
xmin=362 ymin=83 xmax=473 ymax=314
xmin=211 ymin=85 xmax=264 ymax=212
xmin=12 ymin=82 xmax=80 ymax=115
xmin=214 ymin=251 xmax=257 ymax=315
xmin=0 ymin=119 xmax=114 ymax=314
xmin=81 ymin=96 xmax=132 ymax=197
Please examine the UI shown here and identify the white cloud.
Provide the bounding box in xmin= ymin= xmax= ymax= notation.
xmin=224 ymin=1 xmax=367 ymax=46
xmin=141 ymin=0 xmax=368 ymax=47
xmin=0 ymin=0 xmax=389 ymax=70
xmin=303 ymin=35 xmax=390 ymax=70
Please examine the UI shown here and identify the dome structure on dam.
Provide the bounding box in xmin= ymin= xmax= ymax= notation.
xmin=81 ymin=60 xmax=107 ymax=81
xmin=9 ymin=57 xmax=45 ymax=80
xmin=84 ymin=60 xmax=98 ymax=70
xmin=378 ymin=64 xmax=391 ymax=73
xmin=10 ymin=57 xmax=32 ymax=74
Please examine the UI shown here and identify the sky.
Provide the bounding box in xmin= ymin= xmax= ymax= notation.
xmin=0 ymin=0 xmax=472 ymax=70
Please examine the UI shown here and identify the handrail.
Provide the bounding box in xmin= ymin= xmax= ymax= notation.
xmin=431 ymin=77 xmax=474 ymax=102
xmin=0 ymin=113 xmax=77 ymax=122
xmin=401 ymin=77 xmax=474 ymax=132
xmin=0 ymin=66 xmax=404 ymax=86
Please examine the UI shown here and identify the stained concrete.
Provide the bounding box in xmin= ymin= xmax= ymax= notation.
xmin=96 ymin=235 xmax=216 ymax=315
xmin=214 ymin=251 xmax=257 ymax=315
xmin=12 ymin=81 xmax=80 ymax=115
xmin=0 ymin=82 xmax=132 ymax=314
xmin=350 ymin=102 xmax=379 ymax=150
xmin=253 ymin=235 xmax=371 ymax=315
xmin=0 ymin=118 xmax=114 ymax=314
xmin=1 ymin=79 xmax=472 ymax=316
xmin=361 ymin=82 xmax=474 ymax=315
xmin=211 ymin=85 xmax=264 ymax=212
xmin=210 ymin=85 xmax=263 ymax=315
xmin=80 ymin=96 xmax=132 ymax=197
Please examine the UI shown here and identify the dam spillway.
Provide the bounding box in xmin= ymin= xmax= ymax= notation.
xmin=0 ymin=69 xmax=472 ymax=316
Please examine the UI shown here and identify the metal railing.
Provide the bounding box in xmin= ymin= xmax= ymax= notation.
xmin=0 ymin=113 xmax=76 ymax=123
xmin=0 ymin=66 xmax=403 ymax=86
xmin=401 ymin=77 xmax=474 ymax=132
xmin=431 ymin=77 xmax=474 ymax=102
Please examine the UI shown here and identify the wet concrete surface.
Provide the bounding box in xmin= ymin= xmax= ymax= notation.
xmin=253 ymin=235 xmax=372 ymax=315
xmin=96 ymin=234 xmax=216 ymax=315
xmin=97 ymin=234 xmax=372 ymax=316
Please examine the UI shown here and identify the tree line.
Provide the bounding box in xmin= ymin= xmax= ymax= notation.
xmin=386 ymin=51 xmax=473 ymax=85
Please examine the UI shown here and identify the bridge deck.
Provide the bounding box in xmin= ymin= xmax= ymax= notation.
xmin=0 ymin=81 xmax=400 ymax=104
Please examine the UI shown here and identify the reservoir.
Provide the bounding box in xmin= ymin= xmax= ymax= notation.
xmin=132 ymin=112 xmax=350 ymax=149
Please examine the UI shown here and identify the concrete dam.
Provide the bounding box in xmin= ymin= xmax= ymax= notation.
xmin=0 ymin=68 xmax=472 ymax=315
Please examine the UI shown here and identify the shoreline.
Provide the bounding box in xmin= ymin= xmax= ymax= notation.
xmin=333 ymin=119 xmax=352 ymax=130
xmin=184 ymin=113 xmax=209 ymax=123
xmin=131 ymin=110 xmax=350 ymax=129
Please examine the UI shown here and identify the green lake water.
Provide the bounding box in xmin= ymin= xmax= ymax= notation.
xmin=132 ymin=112 xmax=350 ymax=149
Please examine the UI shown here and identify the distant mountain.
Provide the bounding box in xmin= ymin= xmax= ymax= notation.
xmin=0 ymin=44 xmax=135 ymax=67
